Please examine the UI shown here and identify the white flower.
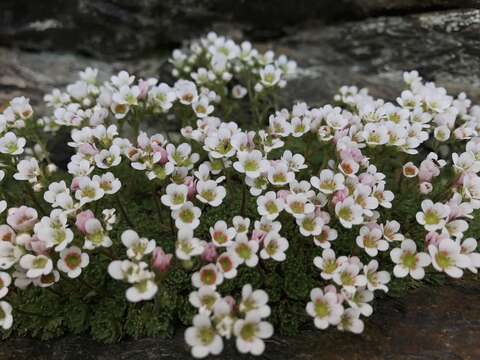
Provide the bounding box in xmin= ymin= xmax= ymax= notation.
xmin=416 ymin=200 xmax=450 ymax=231
xmin=192 ymin=264 xmax=224 ymax=289
xmin=126 ymin=278 xmax=158 ymax=302
xmin=311 ymin=169 xmax=345 ymax=194
xmin=284 ymin=193 xmax=315 ymax=219
xmin=313 ymin=249 xmax=344 ymax=280
xmin=19 ymin=254 xmax=53 ymax=278
xmin=306 ymin=287 xmax=344 ymax=329
xmin=335 ymin=197 xmax=364 ymax=228
xmin=313 ymin=225 xmax=338 ymax=248
xmin=232 ymin=85 xmax=247 ymax=99
xmin=121 ymin=230 xmax=156 ymax=260
xmin=92 ymin=172 xmax=121 ymax=195
xmin=256 ymin=191 xmax=284 ymax=220
xmin=13 ymin=158 xmax=40 ymax=183
xmin=259 ymin=65 xmax=282 ymax=87
xmin=83 ymin=218 xmax=112 ymax=249
xmin=75 ymin=177 xmax=104 ymax=205
xmin=234 ymin=150 xmax=269 ymax=179
xmin=333 ymin=260 xmax=367 ymax=293
xmin=175 ymin=80 xmax=198 ymax=105
xmin=460 ymin=237 xmax=480 ymax=273
xmin=381 ymin=220 xmax=404 ymax=242
xmin=210 ymin=220 xmax=236 ymax=247
xmin=267 ymin=162 xmax=294 ymax=186
xmin=111 ymin=70 xmax=134 ymax=88
xmin=390 ymin=239 xmax=431 ymax=280
xmin=0 ymin=201 xmax=6 ymax=215
xmin=260 ymin=231 xmax=289 ymax=262
xmin=161 ymin=183 xmax=188 ymax=210
xmin=43 ymin=181 xmax=69 ymax=207
xmin=0 ymin=241 xmax=22 ymax=270
xmin=94 ymin=145 xmax=122 ymax=169
xmin=176 ymin=229 xmax=205 ymax=260
xmin=356 ymin=225 xmax=389 ymax=257
xmin=234 ymin=311 xmax=273 ymax=355
xmin=192 ymin=96 xmax=214 ymax=118
xmin=297 ymin=213 xmax=324 ymax=237
xmin=0 ymin=272 xmax=12 ymax=299
xmin=363 ymin=260 xmax=390 ymax=292
xmin=337 ymin=308 xmax=364 ymax=334
xmin=185 ymin=314 xmax=223 ymax=358
xmin=0 ymin=301 xmax=13 ymax=330
xmin=429 ymin=238 xmax=471 ymax=278
xmin=57 ymin=246 xmax=89 ymax=278
xmin=172 ymin=202 xmax=201 ymax=230
xmin=239 ymin=284 xmax=271 ymax=318
xmin=34 ymin=209 xmax=74 ymax=251
xmin=344 ymin=289 xmax=374 ymax=317
xmin=230 ymin=235 xmax=259 ymax=267
xmin=189 ymin=286 xmax=220 ymax=315
xmin=216 ymin=252 xmax=239 ymax=279
xmin=0 ymin=132 xmax=26 ymax=155
xmin=196 ymin=180 xmax=226 ymax=207
xmin=232 ymin=216 xmax=250 ymax=234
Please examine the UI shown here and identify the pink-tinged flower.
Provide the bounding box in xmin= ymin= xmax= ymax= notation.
xmin=7 ymin=206 xmax=38 ymax=232
xmin=251 ymin=230 xmax=267 ymax=242
xmin=429 ymin=238 xmax=471 ymax=278
xmin=186 ymin=177 xmax=198 ymax=200
xmin=331 ymin=188 xmax=348 ymax=206
xmin=75 ymin=210 xmax=95 ymax=235
xmin=151 ymin=247 xmax=173 ymax=273
xmin=201 ymin=243 xmax=218 ymax=263
xmin=0 ymin=225 xmax=16 ymax=244
xmin=419 ymin=181 xmax=433 ymax=194
xmin=78 ymin=143 xmax=98 ymax=156
xmin=70 ymin=177 xmax=81 ymax=191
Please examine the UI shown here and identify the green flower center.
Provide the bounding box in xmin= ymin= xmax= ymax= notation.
xmin=401 ymin=252 xmax=417 ymax=269
xmin=236 ymin=243 xmax=251 ymax=260
xmin=265 ymin=201 xmax=278 ymax=214
xmin=302 ymin=218 xmax=315 ymax=232
xmin=198 ymin=326 xmax=216 ymax=345
xmin=172 ymin=193 xmax=185 ymax=205
xmin=65 ymin=253 xmax=81 ymax=270
xmin=244 ymin=160 xmax=259 ymax=172
xmin=240 ymin=323 xmax=256 ymax=341
xmin=424 ymin=211 xmax=439 ymax=225
xmin=435 ymin=252 xmax=453 ymax=269
xmin=33 ymin=257 xmax=48 ymax=269
xmin=290 ymin=201 xmax=304 ymax=214
xmin=180 ymin=209 xmax=194 ymax=223
xmin=340 ymin=271 xmax=353 ymax=286
xmin=213 ymin=231 xmax=228 ymax=244
xmin=201 ymin=190 xmax=215 ymax=202
xmin=338 ymin=207 xmax=353 ymax=221
xmin=200 ymin=269 xmax=216 ymax=285
xmin=323 ymin=259 xmax=337 ymax=274
xmin=314 ymin=300 xmax=330 ymax=318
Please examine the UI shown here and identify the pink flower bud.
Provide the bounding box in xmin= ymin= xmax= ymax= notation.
xmin=419 ymin=181 xmax=433 ymax=194
xmin=151 ymin=247 xmax=173 ymax=272
xmin=186 ymin=177 xmax=197 ymax=200
xmin=201 ymin=243 xmax=218 ymax=263
xmin=223 ymin=295 xmax=236 ymax=310
xmin=70 ymin=177 xmax=81 ymax=191
xmin=75 ymin=210 xmax=95 ymax=235
xmin=331 ymin=188 xmax=348 ymax=206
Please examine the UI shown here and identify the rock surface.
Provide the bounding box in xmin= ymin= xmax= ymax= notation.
xmin=2 ymin=9 xmax=480 ymax=111
xmin=2 ymin=279 xmax=479 ymax=360
xmin=1 ymin=1 xmax=478 ymax=59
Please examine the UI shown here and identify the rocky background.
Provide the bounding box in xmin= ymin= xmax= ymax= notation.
xmin=1 ymin=1 xmax=480 ymax=359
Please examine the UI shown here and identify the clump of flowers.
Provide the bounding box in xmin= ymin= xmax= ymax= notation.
xmin=0 ymin=32 xmax=479 ymax=357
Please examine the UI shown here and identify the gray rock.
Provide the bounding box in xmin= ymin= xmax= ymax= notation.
xmin=1 ymin=0 xmax=478 ymax=59
xmin=2 ymin=9 xmax=480 ymax=112
xmin=279 ymin=8 xmax=480 ymax=106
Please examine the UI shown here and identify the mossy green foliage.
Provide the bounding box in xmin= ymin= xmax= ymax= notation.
xmin=1 ymin=135 xmax=478 ymax=344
